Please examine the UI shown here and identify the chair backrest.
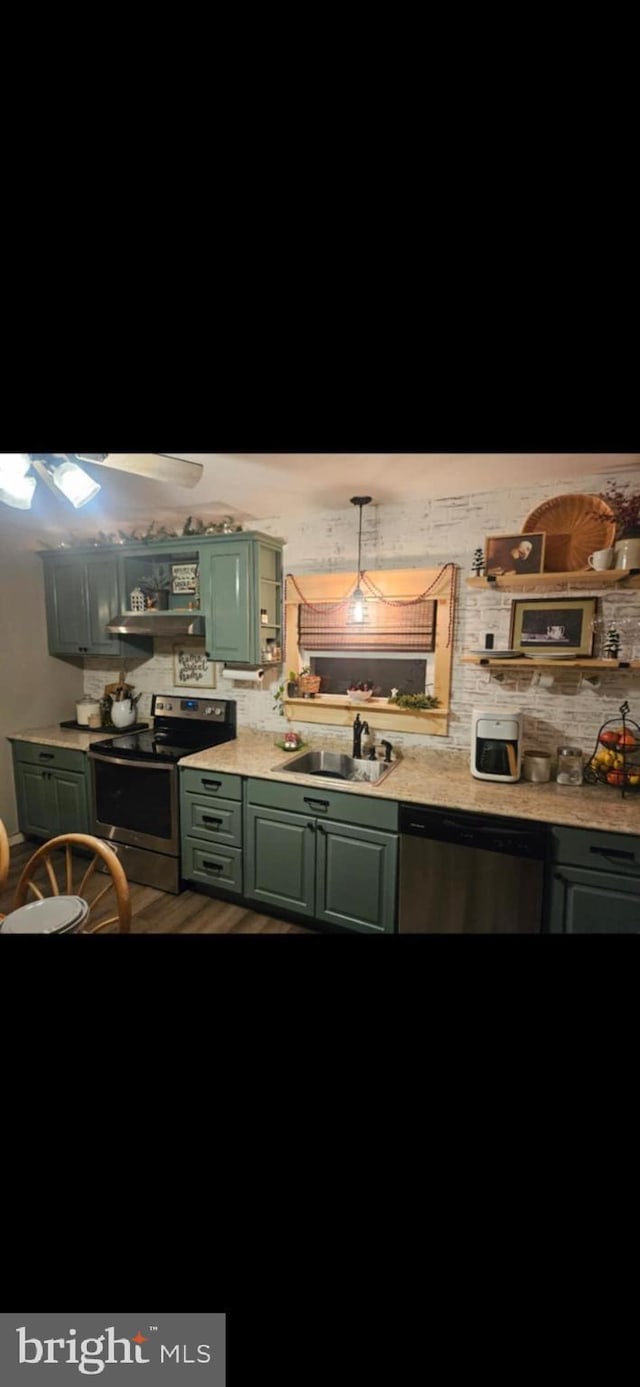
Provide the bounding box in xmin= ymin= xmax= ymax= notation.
xmin=0 ymin=820 xmax=9 ymax=894
xmin=12 ymin=833 xmax=131 ymax=933
xmin=0 ymin=819 xmax=10 ymax=921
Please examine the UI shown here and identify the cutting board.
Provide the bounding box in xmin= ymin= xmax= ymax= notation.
xmin=104 ymin=669 xmax=134 ymax=701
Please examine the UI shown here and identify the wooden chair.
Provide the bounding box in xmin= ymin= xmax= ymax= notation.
xmin=0 ymin=819 xmax=10 ymax=923
xmin=12 ymin=833 xmax=131 ymax=933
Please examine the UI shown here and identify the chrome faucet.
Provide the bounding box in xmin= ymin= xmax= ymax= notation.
xmin=352 ymin=713 xmax=364 ymax=759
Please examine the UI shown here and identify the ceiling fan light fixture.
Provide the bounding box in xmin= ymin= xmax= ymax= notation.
xmin=0 ymin=454 xmax=36 ymax=508
xmin=51 ymin=458 xmax=101 ymax=508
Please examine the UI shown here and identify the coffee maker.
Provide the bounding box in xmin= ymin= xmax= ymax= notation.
xmin=471 ymin=707 xmax=523 ymax=782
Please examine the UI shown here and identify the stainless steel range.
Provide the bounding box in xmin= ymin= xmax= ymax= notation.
xmin=88 ymin=694 xmax=237 ymax=893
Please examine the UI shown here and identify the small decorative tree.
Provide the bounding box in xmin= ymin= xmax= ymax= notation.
xmin=471 ymin=547 xmax=485 ymax=575
xmin=603 ymin=624 xmax=620 ymax=659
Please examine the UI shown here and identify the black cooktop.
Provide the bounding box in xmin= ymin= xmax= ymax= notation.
xmin=89 ymin=694 xmax=237 ymax=764
xmin=89 ymin=729 xmax=226 ymax=763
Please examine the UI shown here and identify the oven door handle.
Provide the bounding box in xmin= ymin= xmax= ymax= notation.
xmin=88 ymin=751 xmax=174 ymax=771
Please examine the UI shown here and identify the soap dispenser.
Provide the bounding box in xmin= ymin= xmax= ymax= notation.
xmin=360 ymin=721 xmax=374 ymax=759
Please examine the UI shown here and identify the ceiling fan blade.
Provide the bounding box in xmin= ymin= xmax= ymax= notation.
xmin=76 ymin=453 xmax=204 ymax=488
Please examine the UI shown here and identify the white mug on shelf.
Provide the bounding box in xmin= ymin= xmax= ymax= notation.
xmin=588 ymin=547 xmax=615 ymax=570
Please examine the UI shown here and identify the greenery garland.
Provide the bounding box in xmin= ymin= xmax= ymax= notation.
xmin=388 ymin=692 xmax=440 ymax=709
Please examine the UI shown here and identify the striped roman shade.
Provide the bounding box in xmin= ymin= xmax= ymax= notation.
xmin=299 ymin=598 xmax=436 ymax=651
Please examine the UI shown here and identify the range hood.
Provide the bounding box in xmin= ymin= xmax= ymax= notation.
xmin=107 ymin=612 xmax=205 ymax=637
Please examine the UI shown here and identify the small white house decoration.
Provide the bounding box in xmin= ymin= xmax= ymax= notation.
xmin=130 ymin=587 xmax=146 ymax=613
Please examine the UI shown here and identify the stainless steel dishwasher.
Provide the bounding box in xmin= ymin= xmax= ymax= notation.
xmin=398 ymin=804 xmax=546 ymax=932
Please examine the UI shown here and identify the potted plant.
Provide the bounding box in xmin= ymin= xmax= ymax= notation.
xmin=599 ymin=479 xmax=640 ymax=540
xmin=138 ymin=565 xmax=172 ymax=609
xmin=599 ymin=479 xmax=640 ymax=571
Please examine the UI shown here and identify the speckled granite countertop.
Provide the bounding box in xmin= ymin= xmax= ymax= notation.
xmin=178 ymin=732 xmax=640 ymax=836
xmin=7 ymin=725 xmax=105 ymax=751
xmin=8 ymin=726 xmax=640 ymax=836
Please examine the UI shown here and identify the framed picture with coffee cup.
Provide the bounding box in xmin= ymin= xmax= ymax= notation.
xmin=509 ymin=596 xmax=596 ymax=658
xmin=485 ymin=531 xmax=546 ymax=578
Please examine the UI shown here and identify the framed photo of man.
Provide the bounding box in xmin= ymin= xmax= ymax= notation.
xmin=485 ymin=532 xmax=546 ymax=578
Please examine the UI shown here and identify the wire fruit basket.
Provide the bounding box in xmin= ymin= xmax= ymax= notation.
xmin=583 ymin=701 xmax=640 ymax=796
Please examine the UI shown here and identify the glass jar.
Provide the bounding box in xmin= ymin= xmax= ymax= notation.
xmin=556 ymin=745 xmax=583 ymax=785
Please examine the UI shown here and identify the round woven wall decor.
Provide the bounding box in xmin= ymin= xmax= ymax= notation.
xmin=523 ymin=493 xmax=616 ymax=571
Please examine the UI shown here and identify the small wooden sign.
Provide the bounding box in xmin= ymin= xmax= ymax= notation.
xmin=173 ymin=642 xmax=216 ymax=688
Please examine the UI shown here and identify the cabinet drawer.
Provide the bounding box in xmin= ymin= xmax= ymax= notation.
xmin=182 ymin=838 xmax=243 ymax=893
xmin=180 ymin=767 xmax=242 ymax=800
xmin=11 ymin=741 xmax=88 ymax=775
xmin=245 ymin=777 xmax=398 ymax=832
xmin=550 ymin=825 xmax=640 ymax=876
xmin=181 ymin=793 xmax=242 ymax=847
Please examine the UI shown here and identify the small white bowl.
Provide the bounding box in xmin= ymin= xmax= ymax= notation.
xmin=347 ymin=688 xmax=373 ymax=701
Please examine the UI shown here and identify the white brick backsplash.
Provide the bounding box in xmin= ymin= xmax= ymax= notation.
xmin=84 ymin=465 xmax=640 ymax=754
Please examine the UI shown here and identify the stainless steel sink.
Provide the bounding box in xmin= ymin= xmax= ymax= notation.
xmin=271 ymin=748 xmax=398 ymax=787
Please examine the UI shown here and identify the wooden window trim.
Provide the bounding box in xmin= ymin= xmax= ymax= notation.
xmin=284 ymin=566 xmax=456 ymax=737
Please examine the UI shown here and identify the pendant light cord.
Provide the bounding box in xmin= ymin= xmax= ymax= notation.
xmin=356 ymin=501 xmax=363 ymax=584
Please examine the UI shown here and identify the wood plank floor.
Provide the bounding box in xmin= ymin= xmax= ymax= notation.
xmin=0 ymin=841 xmax=313 ymax=934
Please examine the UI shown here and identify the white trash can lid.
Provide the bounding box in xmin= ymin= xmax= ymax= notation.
xmin=1 ymin=895 xmax=90 ymax=934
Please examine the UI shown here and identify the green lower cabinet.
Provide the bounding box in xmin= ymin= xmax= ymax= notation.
xmin=244 ymin=805 xmax=316 ymax=917
xmin=316 ymin=820 xmax=398 ymax=934
xmin=547 ymin=864 xmax=640 ymax=933
xmin=244 ymin=803 xmax=398 ymax=932
xmin=14 ymin=761 xmax=89 ymax=839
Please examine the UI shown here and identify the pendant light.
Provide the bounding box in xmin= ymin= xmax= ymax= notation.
xmin=349 ymin=496 xmax=372 ymax=623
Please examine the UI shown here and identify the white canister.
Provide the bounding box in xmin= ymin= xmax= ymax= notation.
xmin=614 ymin=538 xmax=640 ymax=572
xmin=76 ymin=698 xmax=102 ymax=727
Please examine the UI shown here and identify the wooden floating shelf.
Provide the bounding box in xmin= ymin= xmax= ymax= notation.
xmin=466 ymin=570 xmax=640 ymax=591
xmin=461 ymin=656 xmax=622 ymax=669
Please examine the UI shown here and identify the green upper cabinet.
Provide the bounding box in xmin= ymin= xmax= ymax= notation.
xmin=41 ymin=552 xmax=150 ymax=659
xmin=39 ymin=533 xmax=283 ymax=666
xmin=199 ymin=537 xmax=282 ymax=664
xmin=199 ymin=541 xmax=252 ymax=662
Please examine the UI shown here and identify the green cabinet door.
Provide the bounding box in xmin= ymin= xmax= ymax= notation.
xmin=548 ymin=864 xmax=640 ymax=933
xmin=245 ymin=804 xmax=316 ymax=917
xmin=200 ymin=542 xmax=252 ymax=662
xmin=42 ymin=553 xmax=150 ymax=659
xmin=316 ymin=819 xmax=398 ymax=934
xmin=43 ymin=556 xmax=90 ymax=654
xmin=16 ymin=764 xmax=56 ymax=836
xmin=14 ymin=759 xmax=90 ymax=839
xmin=85 ymin=556 xmax=123 ymax=657
xmin=49 ymin=768 xmax=90 ymax=835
